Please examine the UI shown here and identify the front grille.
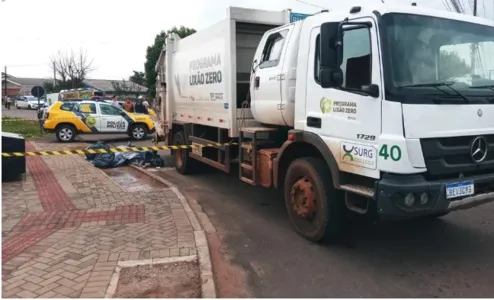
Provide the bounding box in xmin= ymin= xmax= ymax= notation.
xmin=420 ymin=135 xmax=494 ymax=179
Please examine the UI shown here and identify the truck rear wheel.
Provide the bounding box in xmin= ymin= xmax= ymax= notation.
xmin=173 ymin=131 xmax=196 ymax=174
xmin=284 ymin=157 xmax=344 ymax=243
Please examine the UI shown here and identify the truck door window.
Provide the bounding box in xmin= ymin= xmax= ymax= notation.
xmin=340 ymin=26 xmax=372 ymax=90
xmin=314 ymin=35 xmax=321 ymax=82
xmin=260 ymin=29 xmax=288 ymax=68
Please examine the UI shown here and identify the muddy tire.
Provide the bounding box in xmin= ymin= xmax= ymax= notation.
xmin=173 ymin=131 xmax=197 ymax=175
xmin=56 ymin=124 xmax=76 ymax=143
xmin=284 ymin=157 xmax=344 ymax=243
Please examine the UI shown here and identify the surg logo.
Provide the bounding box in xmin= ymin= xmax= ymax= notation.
xmin=342 ymin=145 xmax=354 ymax=161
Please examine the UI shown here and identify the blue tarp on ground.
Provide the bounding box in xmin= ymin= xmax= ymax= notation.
xmin=85 ymin=142 xmax=165 ymax=169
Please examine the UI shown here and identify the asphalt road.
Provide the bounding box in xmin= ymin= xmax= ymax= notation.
xmin=2 ymin=106 xmax=39 ymax=119
xmin=159 ymin=166 xmax=494 ymax=298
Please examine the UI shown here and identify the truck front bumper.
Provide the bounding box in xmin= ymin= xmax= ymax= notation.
xmin=376 ymin=173 xmax=494 ymax=220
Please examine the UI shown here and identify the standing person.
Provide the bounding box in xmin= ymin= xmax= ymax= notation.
xmin=122 ymin=98 xmax=135 ymax=113
xmin=143 ymin=100 xmax=156 ymax=118
xmin=111 ymin=95 xmax=119 ymax=107
xmin=134 ymin=96 xmax=147 ymax=114
xmin=6 ymin=96 xmax=11 ymax=110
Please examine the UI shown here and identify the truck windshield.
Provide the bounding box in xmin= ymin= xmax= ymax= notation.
xmin=381 ymin=13 xmax=494 ymax=104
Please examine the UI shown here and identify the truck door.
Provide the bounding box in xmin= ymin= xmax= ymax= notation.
xmin=251 ymin=26 xmax=292 ymax=125
xmin=98 ymin=103 xmax=129 ymax=132
xmin=305 ymin=18 xmax=382 ymax=179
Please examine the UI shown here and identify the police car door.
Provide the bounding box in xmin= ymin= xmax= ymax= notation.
xmin=99 ymin=103 xmax=128 ymax=132
xmin=76 ymin=103 xmax=101 ymax=132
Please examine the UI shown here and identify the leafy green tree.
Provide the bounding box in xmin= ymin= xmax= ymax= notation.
xmin=144 ymin=26 xmax=196 ymax=98
xmin=129 ymin=71 xmax=146 ymax=86
xmin=43 ymin=80 xmax=58 ymax=93
xmin=439 ymin=50 xmax=471 ymax=80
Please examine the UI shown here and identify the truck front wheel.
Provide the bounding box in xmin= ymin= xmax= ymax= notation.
xmin=284 ymin=157 xmax=344 ymax=243
xmin=172 ymin=131 xmax=196 ymax=174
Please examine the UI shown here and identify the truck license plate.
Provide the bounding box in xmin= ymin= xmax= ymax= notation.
xmin=446 ymin=181 xmax=474 ymax=199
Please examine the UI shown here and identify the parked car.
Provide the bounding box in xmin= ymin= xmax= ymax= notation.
xmin=43 ymin=100 xmax=156 ymax=142
xmin=15 ymin=96 xmax=47 ymax=110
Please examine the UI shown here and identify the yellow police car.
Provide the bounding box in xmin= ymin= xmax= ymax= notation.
xmin=43 ymin=100 xmax=156 ymax=142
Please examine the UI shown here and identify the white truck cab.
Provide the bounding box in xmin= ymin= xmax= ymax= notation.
xmin=161 ymin=4 xmax=494 ymax=242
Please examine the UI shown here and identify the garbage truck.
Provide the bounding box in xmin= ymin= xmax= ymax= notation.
xmin=158 ymin=3 xmax=494 ymax=242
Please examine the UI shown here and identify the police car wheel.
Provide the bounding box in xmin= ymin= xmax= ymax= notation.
xmin=56 ymin=125 xmax=76 ymax=143
xmin=131 ymin=125 xmax=147 ymax=140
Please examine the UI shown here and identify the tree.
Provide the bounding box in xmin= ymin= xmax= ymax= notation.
xmin=43 ymin=80 xmax=58 ymax=93
xmin=129 ymin=71 xmax=146 ymax=86
xmin=439 ymin=50 xmax=471 ymax=80
xmin=50 ymin=49 xmax=94 ymax=91
xmin=144 ymin=26 xmax=196 ymax=98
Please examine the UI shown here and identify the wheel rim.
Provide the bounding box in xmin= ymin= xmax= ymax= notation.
xmin=290 ymin=176 xmax=316 ymax=220
xmin=133 ymin=127 xmax=145 ymax=139
xmin=288 ymin=175 xmax=323 ymax=235
xmin=59 ymin=128 xmax=73 ymax=141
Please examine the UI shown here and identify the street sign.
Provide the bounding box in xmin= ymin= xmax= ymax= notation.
xmin=290 ymin=12 xmax=311 ymax=23
xmin=31 ymin=86 xmax=45 ymax=98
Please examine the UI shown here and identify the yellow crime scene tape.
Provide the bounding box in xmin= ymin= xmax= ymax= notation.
xmin=2 ymin=143 xmax=239 ymax=157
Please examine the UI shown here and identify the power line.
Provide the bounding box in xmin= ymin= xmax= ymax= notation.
xmin=294 ymin=0 xmax=328 ymax=10
xmin=4 ymin=64 xmax=49 ymax=68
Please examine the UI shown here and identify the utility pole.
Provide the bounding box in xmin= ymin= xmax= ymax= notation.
xmin=470 ymin=0 xmax=478 ymax=74
xmin=3 ymin=66 xmax=7 ymax=102
xmin=53 ymin=61 xmax=56 ymax=92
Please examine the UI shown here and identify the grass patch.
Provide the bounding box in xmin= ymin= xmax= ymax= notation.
xmin=1 ymin=117 xmax=43 ymax=139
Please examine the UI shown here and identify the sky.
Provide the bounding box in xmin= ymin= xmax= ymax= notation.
xmin=0 ymin=0 xmax=492 ymax=80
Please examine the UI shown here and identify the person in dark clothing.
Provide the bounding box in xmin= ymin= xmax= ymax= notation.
xmin=134 ymin=97 xmax=148 ymax=114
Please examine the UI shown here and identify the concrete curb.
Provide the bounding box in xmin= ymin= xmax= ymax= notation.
xmin=130 ymin=165 xmax=217 ymax=298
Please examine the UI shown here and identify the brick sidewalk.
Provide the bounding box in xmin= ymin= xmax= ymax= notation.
xmin=2 ymin=142 xmax=197 ymax=298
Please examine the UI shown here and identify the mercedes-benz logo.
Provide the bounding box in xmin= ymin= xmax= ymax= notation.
xmin=478 ymin=109 xmax=483 ymax=117
xmin=470 ymin=136 xmax=488 ymax=163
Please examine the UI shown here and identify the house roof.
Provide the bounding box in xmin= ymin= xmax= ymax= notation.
xmin=84 ymin=79 xmax=147 ymax=93
xmin=9 ymin=77 xmax=48 ymax=87
xmin=3 ymin=75 xmax=148 ymax=93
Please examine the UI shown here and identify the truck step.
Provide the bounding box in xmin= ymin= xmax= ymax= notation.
xmin=240 ymin=177 xmax=254 ymax=185
xmin=340 ymin=184 xmax=374 ymax=198
xmin=241 ymin=163 xmax=253 ymax=171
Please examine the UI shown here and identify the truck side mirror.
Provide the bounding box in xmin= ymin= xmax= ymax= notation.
xmin=361 ymin=84 xmax=380 ymax=98
xmin=319 ymin=21 xmax=343 ymax=88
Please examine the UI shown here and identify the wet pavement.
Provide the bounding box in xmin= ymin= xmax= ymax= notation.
xmin=103 ymin=166 xmax=167 ymax=192
xmin=158 ymin=166 xmax=494 ymax=298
